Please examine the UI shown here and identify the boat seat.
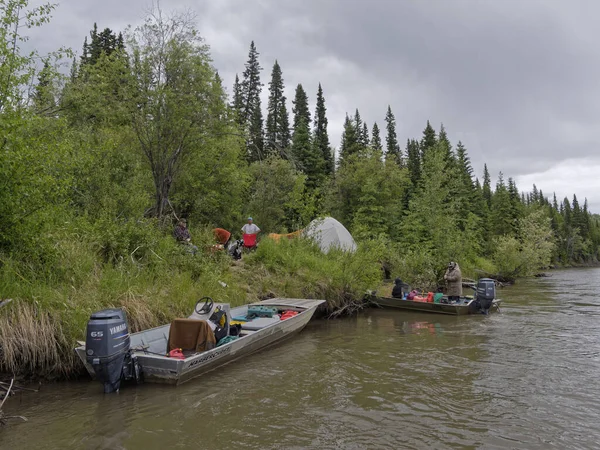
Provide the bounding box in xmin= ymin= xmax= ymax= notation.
xmin=241 ymin=315 xmax=280 ymax=331
xmin=167 ymin=318 xmax=216 ymax=353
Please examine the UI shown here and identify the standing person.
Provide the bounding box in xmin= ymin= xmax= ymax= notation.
xmin=444 ymin=261 xmax=462 ymax=303
xmin=173 ymin=219 xmax=198 ymax=255
xmin=241 ymin=217 xmax=260 ymax=235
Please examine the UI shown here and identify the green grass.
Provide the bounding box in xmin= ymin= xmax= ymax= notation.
xmin=0 ymin=230 xmax=387 ymax=379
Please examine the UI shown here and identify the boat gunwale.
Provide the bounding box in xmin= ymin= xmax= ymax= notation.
xmin=368 ymin=295 xmax=502 ymax=315
xmin=74 ymin=299 xmax=326 ymax=363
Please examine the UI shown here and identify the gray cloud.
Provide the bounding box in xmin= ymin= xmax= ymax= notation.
xmin=26 ymin=0 xmax=600 ymax=210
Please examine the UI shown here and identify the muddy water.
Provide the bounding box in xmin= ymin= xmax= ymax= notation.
xmin=2 ymin=268 xmax=600 ymax=449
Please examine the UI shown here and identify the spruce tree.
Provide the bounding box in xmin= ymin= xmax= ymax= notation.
xmin=241 ymin=41 xmax=264 ymax=161
xmin=354 ymin=108 xmax=363 ymax=137
xmin=339 ymin=114 xmax=360 ymax=164
xmin=89 ymin=23 xmax=100 ymax=64
xmin=384 ymin=106 xmax=401 ymax=165
xmin=69 ymin=57 xmax=78 ymax=82
xmin=490 ymin=172 xmax=515 ymax=236
xmin=292 ymin=84 xmax=310 ymax=132
xmin=354 ymin=109 xmax=369 ymax=148
xmin=482 ymin=164 xmax=492 ymax=208
xmin=117 ymin=32 xmax=124 ymax=50
xmin=420 ymin=120 xmax=437 ymax=159
xmin=455 ymin=141 xmax=474 ymax=181
xmin=362 ymin=123 xmax=370 ymax=149
xmin=232 ymin=74 xmax=244 ymax=125
xmin=452 ymin=140 xmax=478 ymax=218
xmin=81 ymin=23 xmax=123 ymax=67
xmin=507 ymin=177 xmax=523 ymax=226
xmin=438 ymin=123 xmax=452 ymax=162
xmin=291 ymin=84 xmax=322 ymax=179
xmin=81 ymin=36 xmax=89 ymax=65
xmin=371 ymin=122 xmax=383 ymax=155
xmin=293 ymin=117 xmax=323 ymax=189
xmin=313 ymin=83 xmax=332 ymax=175
xmin=265 ymin=60 xmax=290 ymax=156
xmin=33 ymin=60 xmax=55 ymax=112
xmin=532 ymin=184 xmax=539 ymax=203
xmin=406 ymin=138 xmax=421 ymax=186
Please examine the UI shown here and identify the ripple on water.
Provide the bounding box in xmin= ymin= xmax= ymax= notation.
xmin=2 ymin=268 xmax=600 ymax=449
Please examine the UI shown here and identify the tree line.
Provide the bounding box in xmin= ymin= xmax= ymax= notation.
xmin=1 ymin=1 xmax=599 ymax=286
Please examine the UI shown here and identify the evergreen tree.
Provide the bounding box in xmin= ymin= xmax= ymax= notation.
xmin=69 ymin=57 xmax=78 ymax=82
xmin=490 ymin=172 xmax=515 ymax=236
xmin=482 ymin=164 xmax=492 ymax=207
xmin=401 ymin=142 xmax=480 ymax=261
xmin=81 ymin=36 xmax=89 ymax=65
xmin=80 ymin=24 xmax=123 ymax=67
xmin=265 ymin=60 xmax=290 ymax=156
xmin=361 ymin=122 xmax=370 ymax=149
xmin=406 ymin=138 xmax=421 ymax=187
xmin=354 ymin=108 xmax=363 ymax=137
xmin=33 ymin=60 xmax=55 ymax=112
xmin=532 ymin=184 xmax=539 ymax=203
xmin=353 ymin=109 xmax=369 ymax=149
xmin=438 ymin=123 xmax=452 ymax=162
xmin=339 ymin=114 xmax=360 ymax=164
xmin=420 ymin=120 xmax=437 ymax=159
xmin=455 ymin=141 xmax=474 ymax=182
xmin=507 ymin=177 xmax=523 ymax=227
xmin=563 ymin=197 xmax=572 ymax=225
xmin=293 ymin=117 xmax=323 ymax=189
xmin=313 ymin=83 xmax=332 ymax=175
xmin=371 ymin=122 xmax=383 ymax=155
xmin=384 ymin=105 xmax=401 ymax=165
xmin=116 ymin=32 xmax=124 ymax=50
xmin=292 ymin=84 xmax=310 ymax=132
xmin=231 ymin=74 xmax=244 ymax=125
xmin=241 ymin=41 xmax=264 ymax=161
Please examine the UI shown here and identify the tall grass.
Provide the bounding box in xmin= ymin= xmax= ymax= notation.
xmin=241 ymin=237 xmax=385 ymax=313
xmin=0 ymin=224 xmax=249 ymax=378
xmin=0 ymin=229 xmax=391 ymax=379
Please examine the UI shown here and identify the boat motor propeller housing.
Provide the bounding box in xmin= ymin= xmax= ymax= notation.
xmin=85 ymin=308 xmax=141 ymax=393
xmin=474 ymin=278 xmax=496 ymax=314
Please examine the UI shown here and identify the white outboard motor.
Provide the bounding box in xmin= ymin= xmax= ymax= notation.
xmin=475 ymin=278 xmax=496 ymax=314
xmin=85 ymin=308 xmax=140 ymax=393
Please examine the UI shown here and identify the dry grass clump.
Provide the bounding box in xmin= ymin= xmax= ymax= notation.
xmin=0 ymin=302 xmax=75 ymax=379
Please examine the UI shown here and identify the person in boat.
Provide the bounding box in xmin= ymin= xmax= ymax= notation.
xmin=444 ymin=261 xmax=462 ymax=302
xmin=241 ymin=217 xmax=261 ymax=236
xmin=392 ymin=278 xmax=404 ymax=299
xmin=173 ymin=218 xmax=198 ymax=255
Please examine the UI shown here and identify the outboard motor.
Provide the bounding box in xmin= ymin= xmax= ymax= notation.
xmin=475 ymin=278 xmax=496 ymax=314
xmin=85 ymin=308 xmax=140 ymax=393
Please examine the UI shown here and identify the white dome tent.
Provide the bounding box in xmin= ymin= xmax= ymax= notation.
xmin=303 ymin=217 xmax=357 ymax=254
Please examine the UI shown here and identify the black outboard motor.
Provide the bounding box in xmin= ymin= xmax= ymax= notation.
xmin=85 ymin=308 xmax=140 ymax=393
xmin=475 ymin=278 xmax=496 ymax=314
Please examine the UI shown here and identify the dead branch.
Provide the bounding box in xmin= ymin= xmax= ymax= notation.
xmin=0 ymin=378 xmax=31 ymax=426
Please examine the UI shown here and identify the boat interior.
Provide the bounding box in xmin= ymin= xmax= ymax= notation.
xmin=129 ymin=300 xmax=307 ymax=359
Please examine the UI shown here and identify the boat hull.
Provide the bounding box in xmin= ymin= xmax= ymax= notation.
xmin=369 ymin=295 xmax=501 ymax=316
xmin=75 ymin=298 xmax=324 ymax=386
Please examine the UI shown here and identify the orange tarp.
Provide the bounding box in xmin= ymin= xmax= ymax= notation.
xmin=267 ymin=229 xmax=303 ymax=242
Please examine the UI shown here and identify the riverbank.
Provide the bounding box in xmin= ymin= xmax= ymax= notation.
xmin=0 ymin=235 xmax=384 ymax=380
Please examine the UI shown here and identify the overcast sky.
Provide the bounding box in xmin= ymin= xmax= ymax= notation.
xmin=26 ymin=0 xmax=600 ymax=212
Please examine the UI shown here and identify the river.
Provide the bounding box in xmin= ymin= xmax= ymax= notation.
xmin=1 ymin=267 xmax=600 ymax=449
